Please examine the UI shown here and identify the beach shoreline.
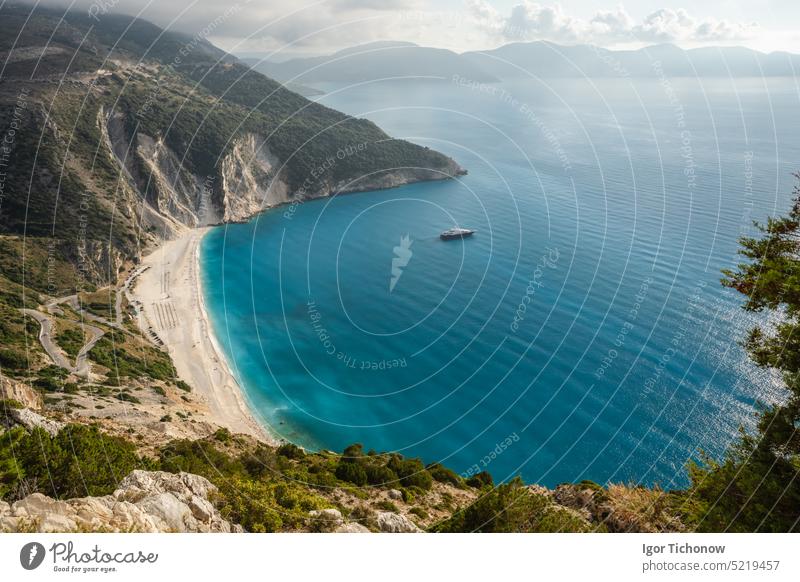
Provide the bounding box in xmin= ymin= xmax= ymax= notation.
xmin=130 ymin=227 xmax=277 ymax=444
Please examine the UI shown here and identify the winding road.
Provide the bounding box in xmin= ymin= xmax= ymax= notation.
xmin=24 ymin=268 xmax=151 ymax=378
xmin=22 ymin=294 xmax=116 ymax=378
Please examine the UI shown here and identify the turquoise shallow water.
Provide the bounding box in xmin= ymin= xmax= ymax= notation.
xmin=202 ymin=77 xmax=799 ymax=488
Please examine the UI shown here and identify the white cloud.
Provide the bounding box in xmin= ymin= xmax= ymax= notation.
xmin=20 ymin=0 xmax=764 ymax=55
xmin=468 ymin=1 xmax=758 ymax=46
xmin=23 ymin=0 xmax=422 ymax=52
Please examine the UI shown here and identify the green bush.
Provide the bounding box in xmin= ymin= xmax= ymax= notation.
xmin=159 ymin=439 xmax=243 ymax=478
xmin=0 ymin=398 xmax=24 ymax=409
xmin=276 ymin=442 xmax=305 ymax=459
xmin=466 ymin=471 xmax=494 ymax=489
xmin=89 ymin=331 xmax=175 ymax=381
xmin=213 ymin=428 xmax=232 ymax=442
xmin=308 ymin=470 xmax=338 ymax=488
xmin=174 ymin=380 xmax=191 ymax=392
xmin=410 ymin=506 xmax=428 ymax=519
xmin=376 ymin=500 xmax=398 ymax=512
xmin=34 ymin=377 xmax=60 ymax=392
xmin=56 ymin=327 xmax=85 ymax=359
xmin=364 ymin=463 xmax=398 ymax=486
xmin=341 ymin=443 xmax=365 ymax=460
xmin=0 ymin=347 xmax=29 ymax=370
xmin=432 ymin=477 xmax=594 ymax=533
xmin=216 ymin=476 xmax=283 ymax=533
xmin=241 ymin=445 xmax=278 ymax=478
xmin=336 ymin=461 xmax=368 ymax=486
xmin=115 ymin=392 xmax=141 ymax=404
xmin=427 ymin=463 xmax=463 ymax=487
xmin=2 ymin=424 xmax=144 ymax=500
xmin=387 ymin=455 xmax=433 ymax=490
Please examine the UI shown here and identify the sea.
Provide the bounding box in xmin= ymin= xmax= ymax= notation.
xmin=201 ymin=76 xmax=799 ymax=488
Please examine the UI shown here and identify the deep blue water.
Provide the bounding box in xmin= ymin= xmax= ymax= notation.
xmin=201 ymin=77 xmax=799 ymax=488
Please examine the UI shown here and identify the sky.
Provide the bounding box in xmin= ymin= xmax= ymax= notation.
xmin=24 ymin=0 xmax=800 ymax=58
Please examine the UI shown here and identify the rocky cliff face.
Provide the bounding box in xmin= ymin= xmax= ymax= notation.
xmin=98 ymin=109 xmax=464 ymax=247
xmin=218 ymin=133 xmax=291 ymax=221
xmin=0 ymin=471 xmax=240 ymax=533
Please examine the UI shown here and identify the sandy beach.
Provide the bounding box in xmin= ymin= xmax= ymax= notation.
xmin=130 ymin=228 xmax=276 ymax=443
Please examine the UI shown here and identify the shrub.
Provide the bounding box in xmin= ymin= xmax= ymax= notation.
xmin=115 ymin=392 xmax=141 ymax=404
xmin=308 ymin=470 xmax=338 ymax=488
xmin=276 ymin=442 xmax=305 ymax=459
xmin=0 ymin=347 xmax=29 ymax=370
xmin=387 ymin=455 xmax=433 ymax=490
xmin=410 ymin=506 xmax=428 ymax=519
xmin=335 ymin=461 xmax=368 ymax=486
xmin=427 ymin=463 xmax=463 ymax=487
xmin=159 ymin=439 xmax=244 ymax=478
xmin=216 ymin=477 xmax=283 ymax=533
xmin=56 ymin=327 xmax=85 ymax=359
xmin=376 ymin=500 xmax=398 ymax=512
xmin=432 ymin=477 xmax=595 ymax=533
xmin=466 ymin=471 xmax=494 ymax=489
xmin=214 ymin=428 xmax=232 ymax=442
xmin=341 ymin=442 xmax=365 ymax=460
xmin=5 ymin=424 xmax=144 ymax=500
xmin=241 ymin=445 xmax=278 ymax=478
xmin=364 ymin=463 xmax=398 ymax=486
xmin=400 ymin=488 xmax=415 ymax=504
xmin=0 ymin=398 xmax=24 ymax=409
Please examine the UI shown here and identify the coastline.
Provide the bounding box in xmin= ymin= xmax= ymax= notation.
xmin=130 ymin=227 xmax=277 ymax=444
xmin=124 ymin=168 xmax=467 ymax=447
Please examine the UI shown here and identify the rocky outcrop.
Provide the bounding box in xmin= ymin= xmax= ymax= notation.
xmin=335 ymin=522 xmax=370 ymax=533
xmin=376 ymin=511 xmax=422 ymax=533
xmin=0 ymin=470 xmax=240 ymax=533
xmin=0 ymin=376 xmax=42 ymax=409
xmin=308 ymin=507 xmax=344 ymax=529
xmin=535 ymin=482 xmax=685 ymax=533
xmin=387 ymin=489 xmax=403 ymax=500
xmin=218 ymin=133 xmax=291 ymax=221
xmin=1 ymin=407 xmax=64 ymax=436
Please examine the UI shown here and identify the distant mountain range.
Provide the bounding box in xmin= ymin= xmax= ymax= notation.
xmin=245 ymin=40 xmax=800 ymax=83
xmin=244 ymin=41 xmax=498 ymax=84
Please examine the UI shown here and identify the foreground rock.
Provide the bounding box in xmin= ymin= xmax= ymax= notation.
xmin=0 ymin=470 xmax=241 ymax=533
xmin=335 ymin=522 xmax=370 ymax=533
xmin=377 ymin=511 xmax=422 ymax=533
xmin=308 ymin=508 xmax=344 ymax=528
xmin=1 ymin=407 xmax=64 ymax=436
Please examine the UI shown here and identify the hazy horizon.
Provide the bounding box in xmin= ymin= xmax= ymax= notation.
xmin=17 ymin=0 xmax=800 ymax=59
